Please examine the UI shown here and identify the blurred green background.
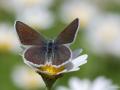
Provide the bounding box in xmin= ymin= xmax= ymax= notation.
xmin=0 ymin=0 xmax=120 ymax=90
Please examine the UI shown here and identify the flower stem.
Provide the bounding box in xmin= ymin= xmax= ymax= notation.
xmin=37 ymin=71 xmax=63 ymax=90
xmin=47 ymin=87 xmax=51 ymax=90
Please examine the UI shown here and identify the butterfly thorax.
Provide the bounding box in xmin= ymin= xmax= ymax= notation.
xmin=46 ymin=40 xmax=56 ymax=63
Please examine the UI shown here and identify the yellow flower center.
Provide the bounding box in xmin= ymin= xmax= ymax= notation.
xmin=38 ymin=64 xmax=64 ymax=75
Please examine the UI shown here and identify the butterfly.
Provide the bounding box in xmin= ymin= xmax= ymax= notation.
xmin=16 ymin=18 xmax=79 ymax=67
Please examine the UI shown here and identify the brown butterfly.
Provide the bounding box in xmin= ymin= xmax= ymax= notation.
xmin=16 ymin=18 xmax=79 ymax=67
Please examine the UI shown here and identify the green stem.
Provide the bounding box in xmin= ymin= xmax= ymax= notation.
xmin=47 ymin=87 xmax=51 ymax=90
xmin=37 ymin=71 xmax=63 ymax=90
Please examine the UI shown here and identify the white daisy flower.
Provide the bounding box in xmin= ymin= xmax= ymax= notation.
xmin=11 ymin=65 xmax=45 ymax=89
xmin=27 ymin=49 xmax=88 ymax=76
xmin=16 ymin=8 xmax=54 ymax=29
xmin=85 ymin=14 xmax=120 ymax=57
xmin=59 ymin=0 xmax=99 ymax=28
xmin=0 ymin=23 xmax=20 ymax=53
xmin=24 ymin=48 xmax=88 ymax=90
xmin=56 ymin=76 xmax=119 ymax=90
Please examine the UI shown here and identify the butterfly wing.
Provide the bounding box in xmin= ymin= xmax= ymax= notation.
xmin=52 ymin=45 xmax=71 ymax=66
xmin=55 ymin=18 xmax=79 ymax=44
xmin=24 ymin=46 xmax=47 ymax=65
xmin=16 ymin=21 xmax=46 ymax=46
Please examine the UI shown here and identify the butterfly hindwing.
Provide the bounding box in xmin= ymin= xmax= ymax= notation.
xmin=55 ymin=18 xmax=79 ymax=44
xmin=24 ymin=46 xmax=47 ymax=65
xmin=16 ymin=21 xmax=46 ymax=46
xmin=52 ymin=45 xmax=71 ymax=66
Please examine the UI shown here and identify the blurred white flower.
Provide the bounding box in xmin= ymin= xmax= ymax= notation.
xmin=56 ymin=77 xmax=119 ymax=90
xmin=60 ymin=0 xmax=99 ymax=28
xmin=0 ymin=0 xmax=53 ymax=12
xmin=16 ymin=8 xmax=54 ymax=29
xmin=11 ymin=65 xmax=45 ymax=89
xmin=12 ymin=0 xmax=53 ymax=8
xmin=0 ymin=23 xmax=20 ymax=53
xmin=85 ymin=14 xmax=120 ymax=57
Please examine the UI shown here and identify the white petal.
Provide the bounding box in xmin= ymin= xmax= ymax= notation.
xmin=71 ymin=54 xmax=88 ymax=68
xmin=59 ymin=55 xmax=87 ymax=73
xmin=59 ymin=67 xmax=80 ymax=74
xmin=72 ymin=48 xmax=83 ymax=59
xmin=60 ymin=54 xmax=88 ymax=73
xmin=67 ymin=68 xmax=80 ymax=72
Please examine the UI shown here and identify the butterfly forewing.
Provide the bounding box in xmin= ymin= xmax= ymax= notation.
xmin=24 ymin=46 xmax=47 ymax=65
xmin=16 ymin=21 xmax=46 ymax=46
xmin=55 ymin=18 xmax=79 ymax=44
xmin=52 ymin=45 xmax=71 ymax=66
